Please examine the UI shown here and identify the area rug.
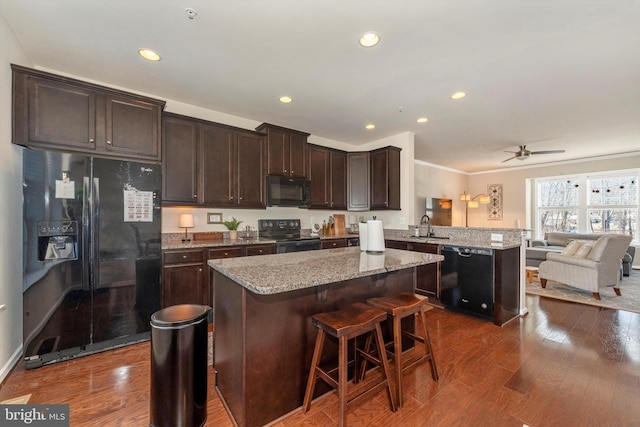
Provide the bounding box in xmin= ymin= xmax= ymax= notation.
xmin=526 ymin=269 xmax=640 ymax=314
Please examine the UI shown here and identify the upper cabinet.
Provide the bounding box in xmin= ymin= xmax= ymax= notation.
xmin=308 ymin=144 xmax=347 ymax=209
xmin=162 ymin=112 xmax=266 ymax=208
xmin=12 ymin=64 xmax=164 ymax=161
xmin=347 ymin=152 xmax=370 ymax=211
xmin=255 ymin=123 xmax=309 ymax=178
xmin=370 ymin=146 xmax=401 ymax=210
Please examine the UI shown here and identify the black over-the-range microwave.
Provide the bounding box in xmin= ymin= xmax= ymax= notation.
xmin=266 ymin=175 xmax=311 ymax=207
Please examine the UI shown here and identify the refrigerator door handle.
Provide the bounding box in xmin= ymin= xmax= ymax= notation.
xmin=92 ymin=177 xmax=100 ymax=290
xmin=82 ymin=176 xmax=91 ymax=291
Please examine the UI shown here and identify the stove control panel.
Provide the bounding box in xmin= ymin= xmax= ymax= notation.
xmin=258 ymin=219 xmax=300 ymax=233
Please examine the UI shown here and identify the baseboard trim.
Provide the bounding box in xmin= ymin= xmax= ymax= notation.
xmin=0 ymin=344 xmax=24 ymax=385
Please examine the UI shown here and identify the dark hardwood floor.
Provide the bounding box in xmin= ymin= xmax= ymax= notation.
xmin=2 ymin=294 xmax=639 ymax=426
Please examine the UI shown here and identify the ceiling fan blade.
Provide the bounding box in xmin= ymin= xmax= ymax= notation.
xmin=530 ymin=149 xmax=565 ymax=155
xmin=501 ymin=156 xmax=517 ymax=163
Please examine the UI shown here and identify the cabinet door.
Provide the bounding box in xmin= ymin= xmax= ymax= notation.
xmin=162 ymin=264 xmax=207 ymax=307
xmin=329 ymin=150 xmax=347 ymax=209
xmin=370 ymin=147 xmax=401 ymax=210
xmin=347 ymin=152 xmax=370 ymax=211
xmin=27 ymin=76 xmax=97 ymax=150
xmin=105 ymin=94 xmax=161 ymax=160
xmin=162 ymin=115 xmax=199 ymax=204
xmin=237 ymin=131 xmax=266 ymax=208
xmin=265 ymin=127 xmax=288 ymax=177
xmin=385 ymin=240 xmax=408 ymax=250
xmin=308 ymin=145 xmax=330 ymax=207
xmin=202 ymin=124 xmax=236 ymax=206
xmin=288 ymin=131 xmax=307 ymax=178
xmin=408 ymin=242 xmax=440 ymax=298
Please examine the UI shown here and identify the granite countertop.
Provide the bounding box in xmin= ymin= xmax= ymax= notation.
xmin=163 ymin=237 xmax=277 ymax=250
xmin=208 ymin=247 xmax=443 ymax=295
xmin=386 ymin=235 xmax=521 ymax=250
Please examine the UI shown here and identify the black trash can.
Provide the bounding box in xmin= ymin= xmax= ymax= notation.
xmin=150 ymin=304 xmax=211 ymax=427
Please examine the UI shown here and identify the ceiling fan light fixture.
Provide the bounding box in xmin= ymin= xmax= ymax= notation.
xmin=359 ymin=32 xmax=380 ymax=47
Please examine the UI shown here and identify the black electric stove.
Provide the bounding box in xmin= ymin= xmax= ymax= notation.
xmin=258 ymin=219 xmax=321 ymax=253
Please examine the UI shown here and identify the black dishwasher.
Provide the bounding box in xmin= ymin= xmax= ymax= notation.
xmin=440 ymin=245 xmax=494 ymax=319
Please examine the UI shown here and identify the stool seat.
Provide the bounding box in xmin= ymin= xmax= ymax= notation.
xmin=303 ymin=302 xmax=396 ymax=427
xmin=311 ymin=302 xmax=388 ymax=339
xmin=365 ymin=292 xmax=438 ymax=408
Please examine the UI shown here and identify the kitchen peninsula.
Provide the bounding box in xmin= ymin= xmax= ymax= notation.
xmin=208 ymin=247 xmax=442 ymax=427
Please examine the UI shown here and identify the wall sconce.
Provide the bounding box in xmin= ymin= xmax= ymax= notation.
xmin=179 ymin=213 xmax=195 ymax=242
xmin=460 ymin=191 xmax=490 ymax=227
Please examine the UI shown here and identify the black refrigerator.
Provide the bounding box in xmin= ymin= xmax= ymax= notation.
xmin=22 ymin=148 xmax=162 ymax=368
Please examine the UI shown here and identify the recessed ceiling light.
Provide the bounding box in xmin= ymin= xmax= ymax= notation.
xmin=450 ymin=91 xmax=466 ymax=100
xmin=417 ymin=117 xmax=428 ymax=123
xmin=138 ymin=48 xmax=161 ymax=62
xmin=359 ymin=32 xmax=380 ymax=47
xmin=279 ymin=96 xmax=293 ymax=104
xmin=365 ymin=124 xmax=376 ymax=130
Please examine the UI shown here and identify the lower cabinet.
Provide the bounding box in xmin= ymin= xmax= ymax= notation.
xmin=321 ymin=238 xmax=349 ymax=249
xmin=386 ymin=240 xmax=441 ymax=299
xmin=162 ymin=249 xmax=208 ymax=307
xmin=162 ymin=243 xmax=275 ymax=307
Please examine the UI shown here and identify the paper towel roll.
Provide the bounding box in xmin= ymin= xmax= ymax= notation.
xmin=358 ymin=222 xmax=368 ymax=251
xmin=366 ymin=220 xmax=385 ymax=253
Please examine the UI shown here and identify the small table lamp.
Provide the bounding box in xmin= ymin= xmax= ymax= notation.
xmin=179 ymin=214 xmax=195 ymax=242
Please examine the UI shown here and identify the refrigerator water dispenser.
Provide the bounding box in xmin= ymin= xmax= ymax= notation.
xmin=37 ymin=220 xmax=78 ymax=261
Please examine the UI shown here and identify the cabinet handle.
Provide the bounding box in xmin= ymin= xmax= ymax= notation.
xmin=193 ymin=194 xmax=197 ymax=199
xmin=284 ymin=169 xmax=288 ymax=173
xmin=198 ymin=268 xmax=202 ymax=272
xmin=106 ymin=140 xmax=112 ymax=145
xmin=224 ymin=252 xmax=229 ymax=256
xmin=290 ymin=170 xmax=294 ymax=175
xmin=239 ymin=196 xmax=243 ymax=200
xmin=229 ymin=196 xmax=234 ymax=200
xmin=182 ymin=255 xmax=187 ymax=259
xmin=89 ymin=138 xmax=94 ymax=143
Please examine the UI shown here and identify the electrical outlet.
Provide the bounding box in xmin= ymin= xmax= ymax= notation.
xmin=491 ymin=233 xmax=503 ymax=242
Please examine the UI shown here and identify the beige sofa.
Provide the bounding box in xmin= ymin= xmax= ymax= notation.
xmin=538 ymin=235 xmax=633 ymax=300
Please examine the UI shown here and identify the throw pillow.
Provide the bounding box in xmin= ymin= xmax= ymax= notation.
xmin=574 ymin=242 xmax=595 ymax=258
xmin=562 ymin=240 xmax=583 ymax=256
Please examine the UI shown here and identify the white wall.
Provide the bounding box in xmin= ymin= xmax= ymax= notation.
xmin=0 ymin=13 xmax=32 ymax=382
xmin=414 ymin=160 xmax=468 ymax=226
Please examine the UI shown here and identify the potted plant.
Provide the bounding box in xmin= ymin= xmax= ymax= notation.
xmin=223 ymin=217 xmax=243 ymax=240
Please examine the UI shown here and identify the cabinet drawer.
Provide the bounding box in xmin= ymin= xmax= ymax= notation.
xmin=385 ymin=240 xmax=408 ymax=250
xmin=408 ymin=242 xmax=439 ymax=254
xmin=246 ymin=244 xmax=276 ymax=256
xmin=208 ymin=246 xmax=245 ymax=259
xmin=164 ymin=249 xmax=204 ymax=265
xmin=321 ymin=238 xmax=348 ymax=249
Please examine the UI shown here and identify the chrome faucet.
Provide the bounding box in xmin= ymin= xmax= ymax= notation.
xmin=419 ymin=214 xmax=431 ymax=237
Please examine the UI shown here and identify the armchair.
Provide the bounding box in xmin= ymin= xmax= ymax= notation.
xmin=538 ymin=235 xmax=633 ymax=300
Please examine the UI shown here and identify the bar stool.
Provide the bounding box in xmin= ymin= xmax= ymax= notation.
xmin=303 ymin=302 xmax=397 ymax=427
xmin=365 ymin=292 xmax=439 ymax=407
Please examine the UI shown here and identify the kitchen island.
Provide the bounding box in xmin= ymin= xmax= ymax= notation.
xmin=208 ymin=247 xmax=442 ymax=427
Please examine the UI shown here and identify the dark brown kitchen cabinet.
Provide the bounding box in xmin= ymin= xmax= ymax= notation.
xmin=162 ymin=115 xmax=199 ymax=204
xmin=202 ymin=125 xmax=266 ymax=208
xmin=162 ymin=249 xmax=208 ymax=307
xmin=12 ymin=64 xmax=164 ymax=161
xmin=385 ymin=239 xmax=440 ymax=299
xmin=162 ymin=112 xmax=266 ymax=208
xmin=347 ymin=152 xmax=370 ymax=211
xmin=370 ymin=146 xmax=401 ymax=210
xmin=256 ymin=123 xmax=309 ymax=178
xmin=321 ymin=238 xmax=348 ymax=249
xmin=246 ymin=244 xmax=276 ymax=256
xmin=308 ymin=144 xmax=347 ymax=209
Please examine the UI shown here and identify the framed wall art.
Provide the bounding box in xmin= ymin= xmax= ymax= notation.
xmin=207 ymin=212 xmax=223 ymax=224
xmin=487 ymin=184 xmax=503 ymax=220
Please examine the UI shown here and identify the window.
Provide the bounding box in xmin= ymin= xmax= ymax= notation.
xmin=535 ymin=171 xmax=638 ymax=243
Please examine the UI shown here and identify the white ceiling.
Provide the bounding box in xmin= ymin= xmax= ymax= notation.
xmin=1 ymin=1 xmax=639 ymax=172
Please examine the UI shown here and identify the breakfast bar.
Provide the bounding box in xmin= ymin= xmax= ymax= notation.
xmin=209 ymin=247 xmax=443 ymax=427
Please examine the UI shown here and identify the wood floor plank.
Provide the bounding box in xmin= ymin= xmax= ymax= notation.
xmin=2 ymin=294 xmax=640 ymax=426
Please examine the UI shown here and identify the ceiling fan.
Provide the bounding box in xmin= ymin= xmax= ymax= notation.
xmin=502 ymin=145 xmax=565 ymax=163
